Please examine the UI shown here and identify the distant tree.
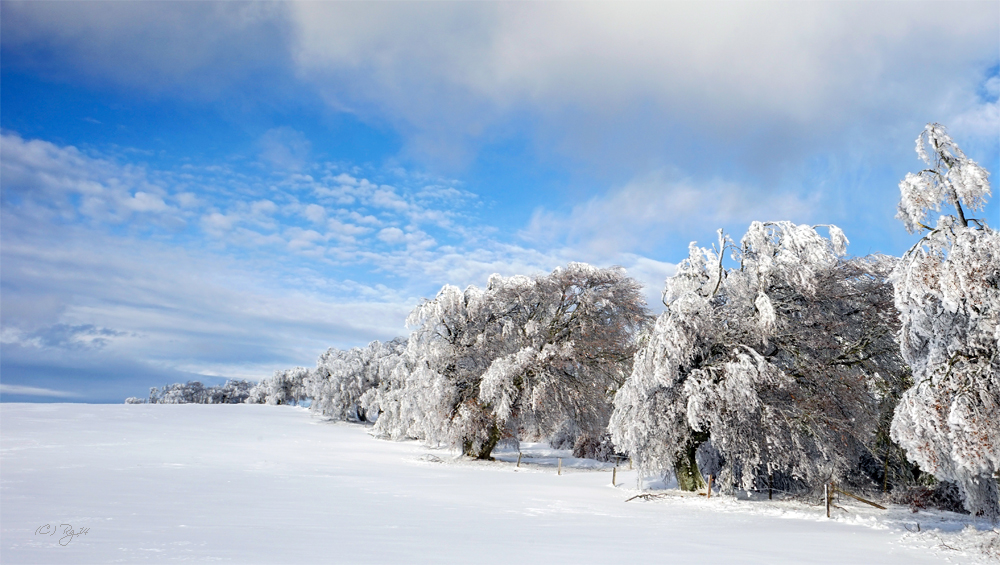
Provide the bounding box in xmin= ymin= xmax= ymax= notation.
xmin=142 ymin=380 xmax=255 ymax=404
xmin=307 ymin=337 xmax=407 ymax=421
xmin=610 ymin=223 xmax=908 ymax=492
xmin=889 ymin=123 xmax=999 ymax=520
xmin=206 ymin=379 xmax=254 ymax=404
xmin=149 ymin=380 xmax=207 ymax=404
xmin=364 ymin=263 xmax=649 ymax=460
xmin=246 ymin=368 xmax=310 ymax=406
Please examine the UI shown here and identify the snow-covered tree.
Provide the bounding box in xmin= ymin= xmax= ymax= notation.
xmin=363 ymin=282 xmax=505 ymax=456
xmin=889 ymin=123 xmax=999 ymax=519
xmin=365 ymin=263 xmax=649 ymax=459
xmin=149 ymin=380 xmax=208 ymax=404
xmin=247 ymin=367 xmax=310 ymax=405
xmin=206 ymin=379 xmax=255 ymax=404
xmin=611 ymin=223 xmax=907 ymax=492
xmin=143 ymin=379 xmax=254 ymax=404
xmin=307 ymin=337 xmax=407 ymax=421
xmin=478 ymin=264 xmax=649 ymax=449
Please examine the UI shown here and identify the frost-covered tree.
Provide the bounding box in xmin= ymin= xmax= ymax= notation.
xmin=143 ymin=379 xmax=254 ymax=404
xmin=307 ymin=337 xmax=407 ymax=421
xmin=889 ymin=123 xmax=999 ymax=519
xmin=611 ymin=223 xmax=907 ymax=492
xmin=365 ymin=263 xmax=649 ymax=459
xmin=364 ymin=281 xmax=498 ymax=456
xmin=247 ymin=367 xmax=310 ymax=405
xmin=478 ymin=264 xmax=649 ymax=449
xmin=149 ymin=380 xmax=208 ymax=404
xmin=206 ymin=379 xmax=255 ymax=404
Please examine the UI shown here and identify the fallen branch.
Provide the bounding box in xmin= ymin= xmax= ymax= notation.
xmin=834 ymin=486 xmax=887 ymax=510
xmin=625 ymin=493 xmax=670 ymax=502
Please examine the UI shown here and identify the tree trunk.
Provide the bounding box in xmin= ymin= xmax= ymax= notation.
xmin=464 ymin=423 xmax=502 ymax=460
xmin=674 ymin=433 xmax=709 ymax=492
xmin=960 ymin=474 xmax=1000 ymax=523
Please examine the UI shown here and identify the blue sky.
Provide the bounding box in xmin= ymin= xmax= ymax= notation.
xmin=1 ymin=1 xmax=997 ymax=402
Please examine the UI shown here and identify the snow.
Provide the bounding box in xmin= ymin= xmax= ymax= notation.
xmin=2 ymin=403 xmax=995 ymax=563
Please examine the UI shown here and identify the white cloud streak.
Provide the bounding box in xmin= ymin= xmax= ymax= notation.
xmin=0 ymin=384 xmax=80 ymax=398
xmin=521 ymin=170 xmax=818 ymax=266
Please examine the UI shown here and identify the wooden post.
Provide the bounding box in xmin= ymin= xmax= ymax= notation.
xmin=769 ymin=473 xmax=773 ymax=500
xmin=883 ymin=449 xmax=890 ymax=493
xmin=517 ymin=452 xmax=522 ymax=468
xmin=629 ymin=458 xmax=633 ymax=471
xmin=612 ymin=466 xmax=617 ymax=486
xmin=825 ymin=483 xmax=831 ymax=518
xmin=707 ymin=474 xmax=714 ymax=499
xmin=558 ymin=458 xmax=562 ymax=475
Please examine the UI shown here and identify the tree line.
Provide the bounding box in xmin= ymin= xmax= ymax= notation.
xmin=130 ymin=124 xmax=999 ymax=520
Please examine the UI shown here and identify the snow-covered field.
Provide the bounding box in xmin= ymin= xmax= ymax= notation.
xmin=2 ymin=404 xmax=996 ymax=564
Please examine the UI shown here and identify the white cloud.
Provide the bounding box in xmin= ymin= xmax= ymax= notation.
xmin=0 ymin=132 xmax=180 ymax=224
xmin=347 ymin=212 xmax=380 ymax=225
xmin=0 ymin=384 xmax=80 ymax=398
xmin=948 ymin=97 xmax=1000 ymax=147
xmin=257 ymin=127 xmax=311 ymax=171
xmin=202 ymin=212 xmax=236 ymax=234
xmin=370 ymin=187 xmax=410 ymax=212
xmin=1 ymin=131 xmax=494 ymax=269
xmin=1 ymin=213 xmax=414 ymax=381
xmin=522 ymin=170 xmax=817 ymax=258
xmin=617 ymin=255 xmax=677 ymax=313
xmin=377 ymin=227 xmax=405 ymax=244
xmin=252 ymin=200 xmax=278 ymax=215
xmin=127 ymin=191 xmax=169 ymax=213
xmin=303 ymin=203 xmax=326 ymax=224
xmin=417 ymin=184 xmax=475 ymax=201
xmin=289 ymin=2 xmax=998 ymax=169
xmin=333 ymin=173 xmax=358 ymax=186
xmin=175 ymin=192 xmax=202 ymax=209
xmin=4 ymin=2 xmax=994 ymax=178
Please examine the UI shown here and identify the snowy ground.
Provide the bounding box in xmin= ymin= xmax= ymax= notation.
xmin=2 ymin=404 xmax=997 ymax=564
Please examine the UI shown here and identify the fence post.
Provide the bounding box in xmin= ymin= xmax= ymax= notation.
xmin=769 ymin=473 xmax=773 ymax=500
xmin=825 ymin=483 xmax=831 ymax=518
xmin=707 ymin=474 xmax=714 ymax=499
xmin=558 ymin=458 xmax=562 ymax=476
xmin=883 ymin=450 xmax=890 ymax=493
xmin=517 ymin=452 xmax=522 ymax=468
xmin=612 ymin=465 xmax=617 ymax=486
